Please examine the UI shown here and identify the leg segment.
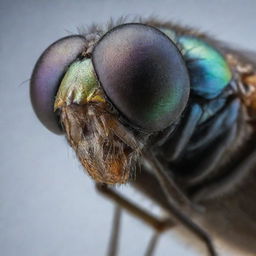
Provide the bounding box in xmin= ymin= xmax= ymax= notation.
xmin=162 ymin=103 xmax=203 ymax=161
xmin=96 ymin=183 xmax=174 ymax=232
xmin=187 ymin=123 xmax=237 ymax=185
xmin=96 ymin=183 xmax=174 ymax=256
xmin=143 ymin=152 xmax=217 ymax=256
xmin=144 ymin=232 xmax=160 ymax=256
xmin=107 ymin=205 xmax=122 ymax=256
xmin=190 ymin=140 xmax=256 ymax=202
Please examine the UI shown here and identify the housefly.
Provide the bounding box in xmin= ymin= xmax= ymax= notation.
xmin=30 ymin=18 xmax=256 ymax=256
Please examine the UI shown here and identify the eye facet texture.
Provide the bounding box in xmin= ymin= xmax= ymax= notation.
xmin=30 ymin=35 xmax=86 ymax=134
xmin=92 ymin=23 xmax=190 ymax=132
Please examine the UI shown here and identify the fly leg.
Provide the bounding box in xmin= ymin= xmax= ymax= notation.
xmin=160 ymin=103 xmax=203 ymax=161
xmin=96 ymin=183 xmax=174 ymax=256
xmin=190 ymin=134 xmax=256 ymax=202
xmin=144 ymin=232 xmax=160 ymax=256
xmin=143 ymin=152 xmax=217 ymax=256
xmin=107 ymin=205 xmax=122 ymax=256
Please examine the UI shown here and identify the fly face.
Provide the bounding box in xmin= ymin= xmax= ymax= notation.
xmin=30 ymin=18 xmax=256 ymax=256
xmin=31 ymin=23 xmax=191 ymax=184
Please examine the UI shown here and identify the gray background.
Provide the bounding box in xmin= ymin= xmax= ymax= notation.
xmin=1 ymin=0 xmax=256 ymax=255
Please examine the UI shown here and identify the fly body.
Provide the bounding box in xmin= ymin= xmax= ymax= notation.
xmin=30 ymin=18 xmax=256 ymax=256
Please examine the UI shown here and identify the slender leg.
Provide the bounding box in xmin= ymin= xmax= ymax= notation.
xmin=107 ymin=205 xmax=122 ymax=256
xmin=144 ymin=232 xmax=160 ymax=256
xmin=188 ymin=123 xmax=237 ymax=185
xmin=143 ymin=151 xmax=204 ymax=213
xmin=162 ymin=103 xmax=203 ymax=161
xmin=190 ymin=143 xmax=256 ymax=202
xmin=143 ymin=152 xmax=217 ymax=256
xmin=187 ymin=99 xmax=239 ymax=152
xmin=96 ymin=183 xmax=175 ymax=256
xmin=96 ymin=183 xmax=174 ymax=232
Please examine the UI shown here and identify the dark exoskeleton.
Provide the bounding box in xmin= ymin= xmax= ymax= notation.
xmin=30 ymin=18 xmax=256 ymax=256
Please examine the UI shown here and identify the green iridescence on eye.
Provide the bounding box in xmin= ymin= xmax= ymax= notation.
xmin=54 ymin=59 xmax=102 ymax=110
xmin=144 ymin=82 xmax=183 ymax=123
xmin=161 ymin=28 xmax=232 ymax=99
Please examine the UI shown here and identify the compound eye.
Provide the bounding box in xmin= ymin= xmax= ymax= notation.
xmin=30 ymin=35 xmax=86 ymax=134
xmin=92 ymin=23 xmax=190 ymax=132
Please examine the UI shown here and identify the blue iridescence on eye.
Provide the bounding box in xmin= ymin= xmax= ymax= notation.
xmin=160 ymin=29 xmax=232 ymax=99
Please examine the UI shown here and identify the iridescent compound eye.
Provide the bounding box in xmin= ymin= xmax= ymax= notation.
xmin=92 ymin=23 xmax=190 ymax=132
xmin=30 ymin=35 xmax=86 ymax=134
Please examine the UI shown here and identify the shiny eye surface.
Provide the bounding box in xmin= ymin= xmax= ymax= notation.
xmin=30 ymin=35 xmax=86 ymax=134
xmin=92 ymin=23 xmax=190 ymax=132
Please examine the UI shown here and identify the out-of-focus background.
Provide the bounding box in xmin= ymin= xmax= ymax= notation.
xmin=1 ymin=1 xmax=256 ymax=255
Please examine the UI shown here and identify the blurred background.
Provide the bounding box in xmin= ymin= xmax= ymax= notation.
xmin=1 ymin=0 xmax=256 ymax=255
